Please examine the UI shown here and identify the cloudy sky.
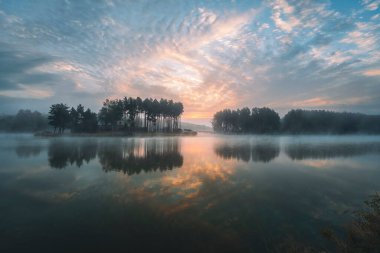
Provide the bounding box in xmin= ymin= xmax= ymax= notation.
xmin=0 ymin=0 xmax=380 ymax=125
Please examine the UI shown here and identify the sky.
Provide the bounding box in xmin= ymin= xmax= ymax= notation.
xmin=0 ymin=0 xmax=380 ymax=125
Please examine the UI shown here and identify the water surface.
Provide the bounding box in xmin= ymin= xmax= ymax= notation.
xmin=1 ymin=133 xmax=380 ymax=252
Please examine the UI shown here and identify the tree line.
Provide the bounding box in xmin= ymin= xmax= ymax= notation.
xmin=282 ymin=109 xmax=380 ymax=134
xmin=212 ymin=107 xmax=280 ymax=133
xmin=0 ymin=110 xmax=48 ymax=132
xmin=47 ymin=96 xmax=184 ymax=134
xmin=98 ymin=97 xmax=184 ymax=132
xmin=48 ymin=103 xmax=97 ymax=134
xmin=212 ymin=108 xmax=380 ymax=134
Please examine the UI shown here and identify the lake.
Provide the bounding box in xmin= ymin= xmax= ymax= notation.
xmin=1 ymin=133 xmax=380 ymax=252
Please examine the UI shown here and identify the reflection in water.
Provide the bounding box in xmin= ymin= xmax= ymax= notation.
xmin=15 ymin=145 xmax=43 ymax=158
xmin=252 ymin=143 xmax=280 ymax=162
xmin=99 ymin=139 xmax=183 ymax=175
xmin=46 ymin=138 xmax=183 ymax=174
xmin=16 ymin=138 xmax=380 ymax=169
xmin=48 ymin=140 xmax=97 ymax=168
xmin=214 ymin=141 xmax=280 ymax=163
xmin=285 ymin=142 xmax=380 ymax=160
xmin=4 ymin=134 xmax=380 ymax=252
xmin=214 ymin=143 xmax=251 ymax=162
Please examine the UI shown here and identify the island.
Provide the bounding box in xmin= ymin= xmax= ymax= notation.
xmin=34 ymin=96 xmax=197 ymax=137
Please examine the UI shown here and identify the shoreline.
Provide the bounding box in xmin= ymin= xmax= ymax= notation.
xmin=34 ymin=130 xmax=198 ymax=137
xmin=3 ymin=131 xmax=380 ymax=137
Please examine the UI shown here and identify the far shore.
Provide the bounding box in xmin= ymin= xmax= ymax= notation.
xmin=34 ymin=130 xmax=198 ymax=137
xmin=4 ymin=131 xmax=380 ymax=137
xmin=28 ymin=131 xmax=380 ymax=138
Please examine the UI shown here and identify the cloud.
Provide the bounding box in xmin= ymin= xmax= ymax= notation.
xmin=0 ymin=85 xmax=53 ymax=99
xmin=341 ymin=30 xmax=377 ymax=50
xmin=270 ymin=0 xmax=300 ymax=32
xmin=363 ymin=69 xmax=380 ymax=76
xmin=0 ymin=41 xmax=106 ymax=112
xmin=290 ymin=96 xmax=373 ymax=108
xmin=0 ymin=43 xmax=58 ymax=95
xmin=101 ymin=7 xmax=258 ymax=118
xmin=0 ymin=0 xmax=379 ymax=120
xmin=362 ymin=0 xmax=380 ymax=11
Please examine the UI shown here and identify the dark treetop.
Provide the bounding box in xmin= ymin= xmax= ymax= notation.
xmin=212 ymin=107 xmax=380 ymax=134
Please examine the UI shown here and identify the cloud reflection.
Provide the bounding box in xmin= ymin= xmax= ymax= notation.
xmin=5 ymin=135 xmax=380 ymax=252
xmin=1 ymin=1 xmax=380 ymax=119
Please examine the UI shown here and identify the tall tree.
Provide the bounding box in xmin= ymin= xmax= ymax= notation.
xmin=48 ymin=103 xmax=70 ymax=134
xmin=69 ymin=107 xmax=79 ymax=132
xmin=95 ymin=96 xmax=184 ymax=132
xmin=212 ymin=107 xmax=280 ymax=134
xmin=98 ymin=99 xmax=124 ymax=131
xmin=123 ymin=97 xmax=138 ymax=130
xmin=82 ymin=108 xmax=98 ymax=132
xmin=250 ymin=107 xmax=280 ymax=133
xmin=11 ymin=109 xmax=48 ymax=132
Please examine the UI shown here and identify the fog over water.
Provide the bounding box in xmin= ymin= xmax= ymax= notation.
xmin=1 ymin=133 xmax=380 ymax=252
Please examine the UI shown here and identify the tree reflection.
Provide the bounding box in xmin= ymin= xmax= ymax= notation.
xmin=251 ymin=143 xmax=280 ymax=162
xmin=214 ymin=141 xmax=280 ymax=163
xmin=15 ymin=145 xmax=43 ymax=158
xmin=285 ymin=142 xmax=380 ymax=160
xmin=47 ymin=138 xmax=183 ymax=174
xmin=48 ymin=140 xmax=97 ymax=169
xmin=98 ymin=139 xmax=183 ymax=175
xmin=214 ymin=144 xmax=251 ymax=162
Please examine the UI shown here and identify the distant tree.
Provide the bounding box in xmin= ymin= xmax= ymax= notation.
xmin=0 ymin=110 xmax=49 ymax=132
xmin=48 ymin=103 xmax=70 ymax=134
xmin=47 ymin=96 xmax=184 ymax=134
xmin=212 ymin=107 xmax=280 ymax=134
xmin=173 ymin=102 xmax=184 ymax=130
xmin=69 ymin=106 xmax=80 ymax=132
xmin=76 ymin=104 xmax=85 ymax=131
xmin=212 ymin=109 xmax=233 ymax=132
xmin=282 ymin=109 xmax=380 ymax=134
xmin=212 ymin=110 xmax=225 ymax=132
xmin=98 ymin=107 xmax=109 ymax=128
xmin=123 ymin=97 xmax=138 ymax=130
xmin=82 ymin=108 xmax=98 ymax=132
xmin=105 ymin=97 xmax=185 ymax=132
xmin=68 ymin=105 xmax=98 ymax=133
xmin=98 ymin=99 xmax=124 ymax=131
xmin=0 ymin=115 xmax=13 ymax=131
xmin=12 ymin=109 xmax=48 ymax=132
xmin=70 ymin=104 xmax=96 ymax=133
xmin=142 ymin=98 xmax=151 ymax=130
xmin=151 ymin=99 xmax=160 ymax=131
xmin=239 ymin=107 xmax=251 ymax=132
xmin=251 ymin=107 xmax=280 ymax=133
xmin=213 ymin=107 xmax=380 ymax=135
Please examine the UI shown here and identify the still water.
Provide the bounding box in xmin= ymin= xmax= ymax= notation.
xmin=1 ymin=133 xmax=380 ymax=252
